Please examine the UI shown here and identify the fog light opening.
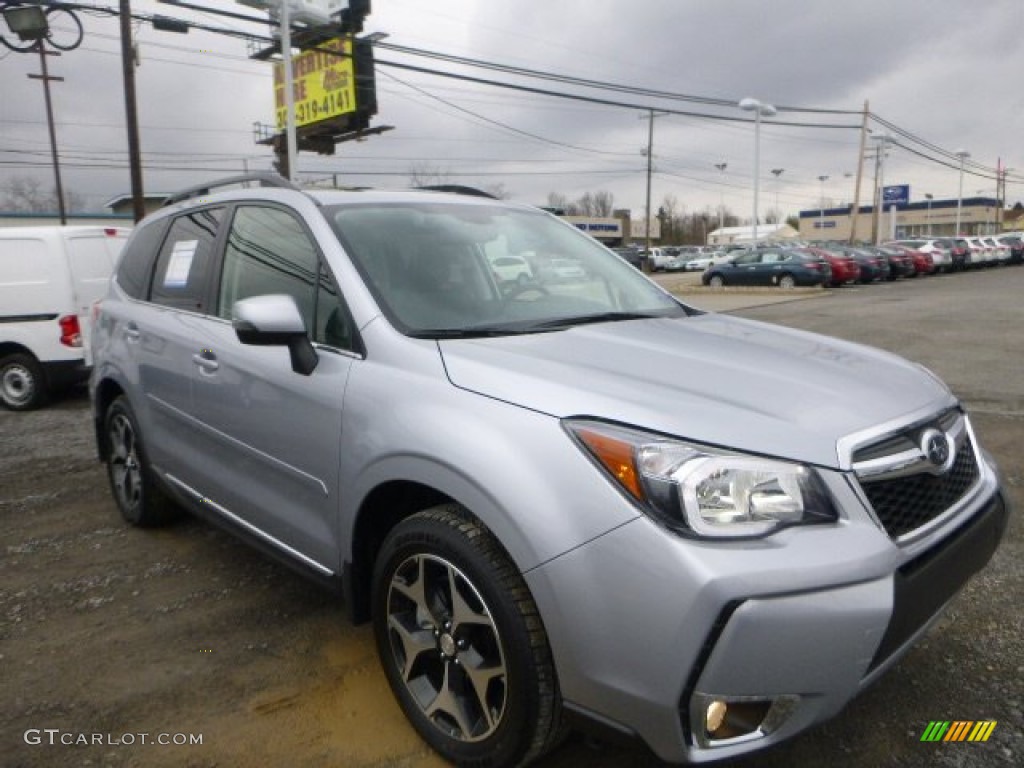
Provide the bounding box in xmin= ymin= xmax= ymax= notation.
xmin=706 ymin=700 xmax=728 ymax=734
xmin=694 ymin=693 xmax=802 ymax=747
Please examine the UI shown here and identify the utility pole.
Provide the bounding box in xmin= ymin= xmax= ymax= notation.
xmin=119 ymin=0 xmax=145 ymax=223
xmin=848 ymin=100 xmax=869 ymax=244
xmin=27 ymin=46 xmax=66 ymax=225
xmin=870 ymin=134 xmax=889 ymax=245
xmin=641 ymin=110 xmax=667 ymax=268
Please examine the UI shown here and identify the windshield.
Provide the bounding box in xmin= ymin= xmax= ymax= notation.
xmin=325 ymin=202 xmax=688 ymax=337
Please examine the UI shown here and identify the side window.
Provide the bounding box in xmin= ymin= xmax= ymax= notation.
xmin=149 ymin=208 xmax=224 ymax=310
xmin=218 ymin=206 xmax=352 ymax=348
xmin=115 ymin=220 xmax=167 ymax=299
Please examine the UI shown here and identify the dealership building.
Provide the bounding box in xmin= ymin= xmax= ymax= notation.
xmin=798 ymin=195 xmax=1007 ymax=242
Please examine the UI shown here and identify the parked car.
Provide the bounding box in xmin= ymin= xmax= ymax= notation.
xmin=980 ymin=236 xmax=1010 ymax=264
xmin=996 ymin=235 xmax=1023 ymax=264
xmin=841 ymin=247 xmax=891 ymax=283
xmin=487 ymin=253 xmax=533 ymax=284
xmin=884 ymin=239 xmax=952 ymax=273
xmin=675 ymin=251 xmax=725 ymax=272
xmin=885 ymin=244 xmax=936 ymax=277
xmin=641 ymin=247 xmax=672 ymax=271
xmin=90 ymin=174 xmax=1007 ymax=768
xmin=798 ymin=247 xmax=860 ymax=286
xmin=866 ymin=246 xmax=916 ymax=280
xmin=539 ymin=256 xmax=587 ymax=281
xmin=702 ymin=247 xmax=830 ymax=288
xmin=961 ymin=237 xmax=987 ymax=267
xmin=0 ymin=226 xmax=129 ymax=410
xmin=611 ymin=246 xmax=644 ymax=269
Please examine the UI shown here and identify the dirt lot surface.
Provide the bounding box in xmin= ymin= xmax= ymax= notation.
xmin=2 ymin=267 xmax=1021 ymax=767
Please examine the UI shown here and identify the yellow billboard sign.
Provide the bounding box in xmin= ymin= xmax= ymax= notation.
xmin=273 ymin=37 xmax=357 ymax=130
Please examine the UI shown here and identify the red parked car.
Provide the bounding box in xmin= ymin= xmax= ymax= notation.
xmin=887 ymin=244 xmax=935 ymax=276
xmin=798 ymin=247 xmax=860 ymax=286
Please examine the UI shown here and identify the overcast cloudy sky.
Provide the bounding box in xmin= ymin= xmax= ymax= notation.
xmin=2 ymin=0 xmax=1022 ymax=222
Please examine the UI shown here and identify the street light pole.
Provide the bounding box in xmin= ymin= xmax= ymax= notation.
xmin=738 ymin=98 xmax=776 ymax=245
xmin=925 ymin=193 xmax=933 ymax=236
xmin=955 ymin=149 xmax=970 ymax=236
xmin=817 ymin=174 xmax=829 ymax=240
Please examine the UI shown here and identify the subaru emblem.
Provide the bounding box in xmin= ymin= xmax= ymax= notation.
xmin=920 ymin=428 xmax=952 ymax=473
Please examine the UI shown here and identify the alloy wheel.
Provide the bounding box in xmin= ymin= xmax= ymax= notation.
xmin=385 ymin=553 xmax=507 ymax=742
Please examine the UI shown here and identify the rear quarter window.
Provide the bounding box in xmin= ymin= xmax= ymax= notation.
xmin=116 ymin=220 xmax=168 ymax=300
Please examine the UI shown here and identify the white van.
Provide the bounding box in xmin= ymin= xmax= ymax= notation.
xmin=0 ymin=226 xmax=129 ymax=410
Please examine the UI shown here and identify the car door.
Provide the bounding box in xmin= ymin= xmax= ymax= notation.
xmin=184 ymin=203 xmax=357 ymax=573
xmin=730 ymin=250 xmax=762 ymax=285
xmin=129 ymin=207 xmax=226 ymax=476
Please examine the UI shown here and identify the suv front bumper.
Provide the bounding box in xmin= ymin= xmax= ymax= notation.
xmin=525 ymin=460 xmax=1007 ymax=763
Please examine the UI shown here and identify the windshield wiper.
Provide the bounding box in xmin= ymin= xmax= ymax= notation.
xmin=524 ymin=311 xmax=665 ymax=331
xmin=408 ymin=325 xmax=541 ymax=339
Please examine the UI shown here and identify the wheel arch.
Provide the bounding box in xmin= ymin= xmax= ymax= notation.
xmin=345 ymin=478 xmax=453 ymax=624
xmin=92 ymin=376 xmax=126 ymax=462
xmin=0 ymin=341 xmax=37 ymax=361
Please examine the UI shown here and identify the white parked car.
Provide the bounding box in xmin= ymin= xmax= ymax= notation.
xmin=487 ymin=254 xmax=533 ymax=284
xmin=641 ymin=247 xmax=672 ymax=271
xmin=0 ymin=226 xmax=129 ymax=409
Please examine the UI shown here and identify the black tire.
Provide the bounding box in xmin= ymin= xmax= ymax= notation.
xmin=103 ymin=396 xmax=179 ymax=527
xmin=372 ymin=505 xmax=563 ymax=768
xmin=708 ymin=274 xmax=725 ymax=288
xmin=0 ymin=353 xmax=47 ymax=411
xmin=778 ymin=273 xmax=796 ymax=289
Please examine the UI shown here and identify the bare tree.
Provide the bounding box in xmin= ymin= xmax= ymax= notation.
xmin=408 ymin=162 xmax=452 ymax=188
xmin=481 ymin=182 xmax=511 ymax=200
xmin=1 ymin=175 xmax=83 ymax=213
xmin=590 ymin=190 xmax=615 ymax=217
xmin=545 ymin=192 xmax=572 ymax=213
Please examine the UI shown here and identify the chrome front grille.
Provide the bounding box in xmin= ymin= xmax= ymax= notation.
xmin=852 ymin=410 xmax=981 ymax=540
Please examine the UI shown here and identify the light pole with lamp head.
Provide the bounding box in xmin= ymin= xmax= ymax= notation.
xmin=924 ymin=193 xmax=933 ymax=236
xmin=955 ymin=149 xmax=970 ymax=236
xmin=738 ymin=97 xmax=776 ymax=245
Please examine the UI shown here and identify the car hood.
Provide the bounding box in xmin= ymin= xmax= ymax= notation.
xmin=437 ymin=314 xmax=953 ymax=468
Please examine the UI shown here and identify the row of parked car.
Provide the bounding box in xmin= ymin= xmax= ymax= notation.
xmin=616 ymin=234 xmax=1024 ymax=289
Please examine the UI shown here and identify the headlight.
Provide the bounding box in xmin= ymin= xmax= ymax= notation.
xmin=566 ymin=420 xmax=837 ymax=538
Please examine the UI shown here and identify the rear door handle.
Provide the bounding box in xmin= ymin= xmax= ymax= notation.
xmin=192 ymin=351 xmax=220 ymax=373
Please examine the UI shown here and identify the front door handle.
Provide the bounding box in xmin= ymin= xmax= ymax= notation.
xmin=192 ymin=351 xmax=220 ymax=373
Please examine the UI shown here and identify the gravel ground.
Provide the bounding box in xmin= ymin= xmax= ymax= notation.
xmin=1 ymin=266 xmax=1020 ymax=768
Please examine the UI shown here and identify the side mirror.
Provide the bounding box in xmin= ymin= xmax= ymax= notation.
xmin=232 ymin=294 xmax=318 ymax=376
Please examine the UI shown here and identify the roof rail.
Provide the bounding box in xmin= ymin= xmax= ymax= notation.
xmin=162 ymin=173 xmax=300 ymax=207
xmin=415 ymin=184 xmax=499 ymax=199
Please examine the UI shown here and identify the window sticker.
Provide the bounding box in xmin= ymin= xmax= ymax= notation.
xmin=164 ymin=240 xmax=198 ymax=288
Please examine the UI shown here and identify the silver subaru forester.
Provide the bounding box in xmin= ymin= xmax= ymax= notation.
xmin=90 ymin=175 xmax=1008 ymax=766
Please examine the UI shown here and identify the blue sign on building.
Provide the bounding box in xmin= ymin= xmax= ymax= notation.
xmin=882 ymin=185 xmax=910 ymax=206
